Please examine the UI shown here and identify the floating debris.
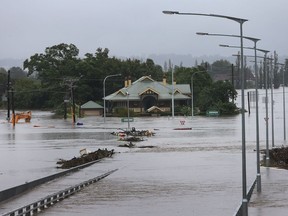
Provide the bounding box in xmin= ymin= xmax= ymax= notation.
xmin=118 ymin=136 xmax=144 ymax=142
xmin=118 ymin=142 xmax=155 ymax=149
xmin=138 ymin=145 xmax=156 ymax=148
xmin=118 ymin=142 xmax=135 ymax=148
xmin=57 ymin=148 xmax=114 ymax=169
xmin=261 ymin=146 xmax=288 ymax=169
xmin=173 ymin=127 xmax=192 ymax=130
xmin=111 ymin=127 xmax=155 ymax=137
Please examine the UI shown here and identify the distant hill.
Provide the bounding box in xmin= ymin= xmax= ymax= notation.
xmin=0 ymin=59 xmax=24 ymax=69
xmin=113 ymin=54 xmax=237 ymax=68
xmin=1 ymin=54 xmax=287 ymax=70
xmin=147 ymin=53 xmax=235 ymax=67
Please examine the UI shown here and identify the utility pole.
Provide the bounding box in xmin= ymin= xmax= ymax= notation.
xmin=63 ymin=77 xmax=80 ymax=124
xmin=7 ymin=70 xmax=11 ymax=122
xmin=231 ymin=64 xmax=235 ymax=102
xmin=71 ymin=85 xmax=76 ymax=124
xmin=11 ymin=87 xmax=15 ymax=127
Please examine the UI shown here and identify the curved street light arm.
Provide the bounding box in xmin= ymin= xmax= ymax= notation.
xmin=162 ymin=10 xmax=248 ymax=23
xmin=196 ymin=32 xmax=260 ymax=43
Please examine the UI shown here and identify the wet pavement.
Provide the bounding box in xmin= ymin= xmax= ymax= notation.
xmin=0 ymin=88 xmax=288 ymax=215
xmin=249 ymin=167 xmax=288 ymax=216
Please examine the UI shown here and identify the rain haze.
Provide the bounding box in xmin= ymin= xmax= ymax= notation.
xmin=1 ymin=0 xmax=288 ymax=63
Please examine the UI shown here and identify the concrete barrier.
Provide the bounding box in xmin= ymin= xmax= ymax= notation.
xmin=0 ymin=159 xmax=103 ymax=203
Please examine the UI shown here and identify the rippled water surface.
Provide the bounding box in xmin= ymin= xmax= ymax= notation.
xmin=0 ymin=88 xmax=287 ymax=215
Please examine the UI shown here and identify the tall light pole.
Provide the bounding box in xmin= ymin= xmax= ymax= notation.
xmin=283 ymin=63 xmax=286 ymax=141
xmin=171 ymin=66 xmax=175 ymax=118
xmin=162 ymin=10 xmax=249 ymax=215
xmin=215 ymin=39 xmax=267 ymax=192
xmin=263 ymin=51 xmax=270 ymax=166
xmin=269 ymin=57 xmax=275 ymax=147
xmin=7 ymin=70 xmax=11 ymax=122
xmin=277 ymin=62 xmax=286 ymax=141
xmin=103 ymin=74 xmax=121 ymax=123
xmin=191 ymin=71 xmax=204 ymax=117
xmin=126 ymin=91 xmax=130 ymax=130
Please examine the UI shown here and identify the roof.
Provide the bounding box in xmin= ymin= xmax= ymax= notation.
xmin=147 ymin=106 xmax=164 ymax=112
xmin=81 ymin=101 xmax=103 ymax=109
xmin=105 ymin=76 xmax=190 ymax=101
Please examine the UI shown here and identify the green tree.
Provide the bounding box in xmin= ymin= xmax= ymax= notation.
xmin=198 ymin=80 xmax=238 ymax=115
xmin=9 ymin=67 xmax=27 ymax=79
xmin=209 ymin=60 xmax=233 ymax=81
xmin=0 ymin=68 xmax=7 ymax=102
xmin=23 ymin=43 xmax=81 ymax=108
xmin=14 ymin=78 xmax=44 ymax=109
xmin=174 ymin=66 xmax=213 ymax=107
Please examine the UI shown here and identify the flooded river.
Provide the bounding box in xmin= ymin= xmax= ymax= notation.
xmin=0 ymin=88 xmax=287 ymax=215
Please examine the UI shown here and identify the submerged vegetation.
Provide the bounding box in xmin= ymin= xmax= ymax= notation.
xmin=57 ymin=148 xmax=114 ymax=169
xmin=261 ymin=146 xmax=288 ymax=169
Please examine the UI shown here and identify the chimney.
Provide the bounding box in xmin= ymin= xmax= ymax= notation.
xmin=163 ymin=74 xmax=167 ymax=86
xmin=128 ymin=76 xmax=132 ymax=86
xmin=124 ymin=77 xmax=128 ymax=87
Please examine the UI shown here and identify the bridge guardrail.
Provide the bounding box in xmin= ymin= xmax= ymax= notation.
xmin=1 ymin=169 xmax=117 ymax=216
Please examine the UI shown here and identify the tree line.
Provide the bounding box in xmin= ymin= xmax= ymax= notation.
xmin=0 ymin=43 xmax=286 ymax=115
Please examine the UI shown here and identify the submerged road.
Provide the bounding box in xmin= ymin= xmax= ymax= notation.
xmin=0 ymin=88 xmax=287 ymax=215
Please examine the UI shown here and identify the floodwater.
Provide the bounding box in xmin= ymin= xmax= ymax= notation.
xmin=0 ymin=88 xmax=287 ymax=216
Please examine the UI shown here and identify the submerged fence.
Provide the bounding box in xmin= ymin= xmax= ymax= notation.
xmin=1 ymin=169 xmax=117 ymax=216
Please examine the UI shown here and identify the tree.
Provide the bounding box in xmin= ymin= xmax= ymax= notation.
xmin=9 ymin=67 xmax=27 ymax=79
xmin=0 ymin=68 xmax=7 ymax=101
xmin=14 ymin=78 xmax=43 ymax=109
xmin=174 ymin=66 xmax=212 ymax=107
xmin=209 ymin=59 xmax=233 ymax=81
xmin=198 ymin=80 xmax=238 ymax=115
xmin=23 ymin=43 xmax=81 ymax=108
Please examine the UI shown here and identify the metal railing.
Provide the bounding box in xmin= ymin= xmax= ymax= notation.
xmin=1 ymin=169 xmax=117 ymax=216
xmin=0 ymin=158 xmax=106 ymax=203
xmin=233 ymin=177 xmax=257 ymax=216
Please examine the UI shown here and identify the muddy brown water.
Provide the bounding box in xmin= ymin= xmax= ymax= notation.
xmin=0 ymin=88 xmax=287 ymax=215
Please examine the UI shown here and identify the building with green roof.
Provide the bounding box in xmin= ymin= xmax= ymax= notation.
xmin=104 ymin=76 xmax=191 ymax=114
xmin=81 ymin=100 xmax=103 ymax=116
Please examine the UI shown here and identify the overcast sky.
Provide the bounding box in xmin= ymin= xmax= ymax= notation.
xmin=1 ymin=0 xmax=288 ymax=61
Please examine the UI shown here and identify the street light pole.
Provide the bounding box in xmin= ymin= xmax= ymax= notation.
xmin=284 ymin=70 xmax=286 ymax=141
xmin=163 ymin=10 xmax=248 ymax=215
xmin=216 ymin=39 xmax=265 ymax=192
xmin=7 ymin=70 xmax=11 ymax=122
xmin=191 ymin=71 xmax=204 ymax=117
xmin=171 ymin=66 xmax=175 ymax=118
xmin=278 ymin=62 xmax=286 ymax=141
xmin=284 ymin=65 xmax=286 ymax=141
xmin=270 ymin=57 xmax=275 ymax=147
xmin=237 ymin=49 xmax=271 ymax=167
xmin=126 ymin=91 xmax=130 ymax=130
xmin=263 ymin=52 xmax=270 ymax=166
xmin=103 ymin=74 xmax=121 ymax=123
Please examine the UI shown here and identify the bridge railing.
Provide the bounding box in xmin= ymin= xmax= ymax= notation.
xmin=233 ymin=177 xmax=257 ymax=216
xmin=1 ymin=169 xmax=117 ymax=216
